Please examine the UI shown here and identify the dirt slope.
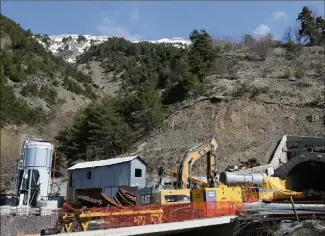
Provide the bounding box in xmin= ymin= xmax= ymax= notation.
xmin=134 ymin=46 xmax=325 ymax=182
xmin=136 ymin=98 xmax=324 ymax=182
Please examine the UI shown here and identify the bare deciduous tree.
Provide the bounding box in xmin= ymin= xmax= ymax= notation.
xmin=283 ymin=26 xmax=294 ymax=42
xmin=212 ymin=35 xmax=240 ymax=52
xmin=294 ymin=25 xmax=303 ymax=43
xmin=251 ymin=33 xmax=274 ymax=60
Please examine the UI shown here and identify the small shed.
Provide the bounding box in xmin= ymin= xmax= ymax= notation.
xmin=66 ymin=156 xmax=147 ymax=203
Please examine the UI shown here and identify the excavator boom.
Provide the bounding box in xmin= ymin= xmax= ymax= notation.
xmin=163 ymin=168 xmax=209 ymax=187
xmin=176 ymin=138 xmax=218 ymax=189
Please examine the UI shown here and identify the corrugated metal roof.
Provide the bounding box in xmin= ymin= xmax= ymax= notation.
xmin=68 ymin=156 xmax=140 ymax=170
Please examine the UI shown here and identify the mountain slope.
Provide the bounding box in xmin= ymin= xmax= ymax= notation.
xmin=1 ymin=9 xmax=324 ymax=192
xmin=55 ymin=36 xmax=196 ymax=167
xmin=57 ymin=30 xmax=325 ymax=181
xmin=0 ymin=15 xmax=102 ymax=192
xmin=69 ymin=33 xmax=325 ymax=181
xmin=0 ymin=14 xmax=98 ymax=130
xmin=133 ymin=45 xmax=325 ymax=181
xmin=34 ymin=34 xmax=191 ymax=63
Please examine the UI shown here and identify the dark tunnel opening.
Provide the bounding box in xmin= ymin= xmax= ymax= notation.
xmin=286 ymin=161 xmax=325 ymax=192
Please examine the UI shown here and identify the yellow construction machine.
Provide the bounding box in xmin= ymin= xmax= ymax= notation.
xmin=137 ymin=138 xmax=220 ymax=205
xmin=158 ymin=137 xmax=219 ymax=189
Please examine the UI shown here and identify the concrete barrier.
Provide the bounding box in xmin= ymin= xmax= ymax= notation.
xmin=55 ymin=215 xmax=237 ymax=236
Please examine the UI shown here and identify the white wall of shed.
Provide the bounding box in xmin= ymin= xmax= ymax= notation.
xmin=130 ymin=158 xmax=147 ymax=187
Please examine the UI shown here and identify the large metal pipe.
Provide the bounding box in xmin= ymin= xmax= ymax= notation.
xmin=220 ymin=172 xmax=265 ymax=186
xmin=243 ymin=202 xmax=325 ymax=212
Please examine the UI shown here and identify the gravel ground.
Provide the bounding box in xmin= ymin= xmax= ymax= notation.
xmin=0 ymin=214 xmax=58 ymax=236
xmin=274 ymin=220 xmax=325 ymax=236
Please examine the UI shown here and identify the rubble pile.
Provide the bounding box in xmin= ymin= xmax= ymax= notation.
xmin=75 ymin=189 xmax=136 ymax=208
xmin=274 ymin=220 xmax=325 ymax=236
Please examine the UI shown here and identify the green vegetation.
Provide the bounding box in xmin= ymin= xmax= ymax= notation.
xmin=0 ymin=14 xmax=96 ymax=127
xmin=21 ymin=82 xmax=39 ymax=97
xmin=77 ymin=29 xmax=218 ymax=105
xmin=296 ymin=6 xmax=325 ymax=45
xmin=282 ymin=6 xmax=324 ymax=60
xmin=58 ymin=29 xmax=218 ymax=163
xmin=39 ymin=85 xmax=58 ymax=105
xmin=282 ymin=6 xmax=325 ymax=46
xmin=56 ymin=80 xmax=165 ymax=164
xmin=77 ymin=37 xmax=188 ymax=89
xmin=56 ymin=96 xmax=135 ymax=165
xmin=0 ymin=77 xmax=47 ymax=127
xmin=285 ymin=40 xmax=295 ymax=52
xmin=58 ymin=6 xmax=324 ymax=164
xmin=294 ymin=68 xmax=305 ymax=79
xmin=188 ymin=29 xmax=218 ymax=79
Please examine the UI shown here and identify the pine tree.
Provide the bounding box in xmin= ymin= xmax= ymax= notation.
xmin=297 ymin=6 xmax=317 ymax=45
xmin=180 ymin=71 xmax=206 ymax=96
xmin=242 ymin=34 xmax=255 ymax=47
xmin=56 ymin=97 xmax=135 ymax=164
xmin=188 ymin=29 xmax=217 ymax=79
xmin=315 ymin=16 xmax=325 ymax=45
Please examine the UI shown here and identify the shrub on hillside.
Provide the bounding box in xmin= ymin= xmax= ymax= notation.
xmin=21 ymin=82 xmax=39 ymax=97
xmin=285 ymin=40 xmax=295 ymax=52
xmin=180 ymin=72 xmax=206 ymax=96
xmin=294 ymin=68 xmax=305 ymax=79
xmin=250 ymin=34 xmax=274 ymax=60
xmin=242 ymin=34 xmax=255 ymax=48
xmin=52 ymin=79 xmax=60 ymax=87
xmin=213 ymin=57 xmax=238 ymax=77
xmin=62 ymin=77 xmax=83 ymax=94
xmin=39 ymin=85 xmax=58 ymax=105
xmin=250 ymin=87 xmax=269 ymax=98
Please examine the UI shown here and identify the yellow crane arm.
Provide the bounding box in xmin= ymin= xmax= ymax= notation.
xmin=176 ymin=138 xmax=218 ymax=189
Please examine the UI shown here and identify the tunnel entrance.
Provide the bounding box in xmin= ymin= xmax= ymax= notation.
xmin=286 ymin=161 xmax=325 ymax=192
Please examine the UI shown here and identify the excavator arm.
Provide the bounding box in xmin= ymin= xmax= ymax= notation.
xmin=158 ymin=168 xmax=209 ymax=187
xmin=176 ymin=138 xmax=219 ymax=189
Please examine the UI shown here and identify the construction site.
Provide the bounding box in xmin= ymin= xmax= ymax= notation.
xmin=1 ymin=1 xmax=325 ymax=235
xmin=0 ymin=134 xmax=324 ymax=236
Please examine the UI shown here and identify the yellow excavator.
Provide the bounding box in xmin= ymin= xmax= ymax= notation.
xmin=143 ymin=138 xmax=219 ymax=205
xmin=177 ymin=137 xmax=219 ymax=188
xmin=158 ymin=137 xmax=219 ymax=189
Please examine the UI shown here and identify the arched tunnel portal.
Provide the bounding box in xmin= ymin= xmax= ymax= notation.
xmin=273 ymin=153 xmax=325 ymax=192
xmin=286 ymin=160 xmax=325 ymax=191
